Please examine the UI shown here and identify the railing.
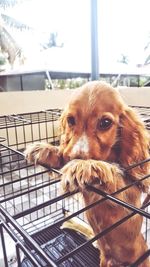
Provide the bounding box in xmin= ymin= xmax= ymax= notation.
xmin=0 ymin=69 xmax=148 ymax=91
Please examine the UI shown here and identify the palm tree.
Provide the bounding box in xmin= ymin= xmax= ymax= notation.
xmin=0 ymin=0 xmax=64 ymax=69
xmin=0 ymin=0 xmax=30 ymax=68
xmin=144 ymin=34 xmax=150 ymax=65
xmin=0 ymin=0 xmax=18 ymax=7
xmin=118 ymin=54 xmax=129 ymax=65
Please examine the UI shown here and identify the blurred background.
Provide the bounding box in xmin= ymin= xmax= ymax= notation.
xmin=0 ymin=0 xmax=150 ymax=89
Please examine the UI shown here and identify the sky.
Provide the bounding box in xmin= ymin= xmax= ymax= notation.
xmin=3 ymin=0 xmax=150 ymax=72
xmin=98 ymin=0 xmax=150 ymax=65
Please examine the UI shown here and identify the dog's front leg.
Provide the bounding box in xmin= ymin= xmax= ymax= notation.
xmin=24 ymin=142 xmax=63 ymax=168
xmin=60 ymin=159 xmax=126 ymax=267
xmin=60 ymin=159 xmax=123 ymax=194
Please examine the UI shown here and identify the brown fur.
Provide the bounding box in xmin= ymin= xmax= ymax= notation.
xmin=25 ymin=81 xmax=150 ymax=266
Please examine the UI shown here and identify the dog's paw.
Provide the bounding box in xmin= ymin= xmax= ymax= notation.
xmin=101 ymin=258 xmax=125 ymax=267
xmin=24 ymin=142 xmax=61 ymax=168
xmin=61 ymin=159 xmax=121 ymax=193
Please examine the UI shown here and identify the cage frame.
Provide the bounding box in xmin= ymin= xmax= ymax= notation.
xmin=0 ymin=107 xmax=150 ymax=266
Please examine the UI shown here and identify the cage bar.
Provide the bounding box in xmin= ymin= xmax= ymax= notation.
xmin=0 ymin=107 xmax=149 ymax=266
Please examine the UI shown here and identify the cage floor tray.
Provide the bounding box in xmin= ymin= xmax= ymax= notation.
xmin=22 ymin=225 xmax=100 ymax=267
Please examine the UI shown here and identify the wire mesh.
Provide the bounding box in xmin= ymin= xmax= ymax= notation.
xmin=0 ymin=107 xmax=150 ymax=266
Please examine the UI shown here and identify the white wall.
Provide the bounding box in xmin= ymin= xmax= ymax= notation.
xmin=0 ymin=87 xmax=150 ymax=115
xmin=118 ymin=87 xmax=150 ymax=106
xmin=0 ymin=89 xmax=74 ymax=115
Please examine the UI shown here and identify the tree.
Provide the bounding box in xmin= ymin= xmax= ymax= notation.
xmin=0 ymin=0 xmax=64 ymax=69
xmin=144 ymin=34 xmax=150 ymax=65
xmin=0 ymin=0 xmax=18 ymax=8
xmin=117 ymin=54 xmax=129 ymax=65
xmin=0 ymin=0 xmax=30 ymax=68
xmin=45 ymin=32 xmax=64 ymax=49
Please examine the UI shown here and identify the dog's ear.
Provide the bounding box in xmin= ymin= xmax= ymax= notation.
xmin=59 ymin=111 xmax=66 ymax=134
xmin=119 ymin=107 xmax=150 ymax=192
xmin=59 ymin=109 xmax=70 ymax=148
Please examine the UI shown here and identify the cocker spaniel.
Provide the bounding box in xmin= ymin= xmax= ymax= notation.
xmin=25 ymin=81 xmax=150 ymax=267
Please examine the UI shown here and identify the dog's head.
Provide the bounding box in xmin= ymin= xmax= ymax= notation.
xmin=60 ymin=81 xmax=150 ymax=191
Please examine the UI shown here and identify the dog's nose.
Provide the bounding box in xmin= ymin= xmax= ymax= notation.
xmin=72 ymin=152 xmax=89 ymax=160
xmin=73 ymin=155 xmax=82 ymax=159
xmin=71 ymin=134 xmax=90 ymax=159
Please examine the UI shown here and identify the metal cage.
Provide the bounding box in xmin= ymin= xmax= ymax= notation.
xmin=0 ymin=107 xmax=150 ymax=267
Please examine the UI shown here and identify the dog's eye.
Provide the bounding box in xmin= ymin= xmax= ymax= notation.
xmin=97 ymin=117 xmax=112 ymax=130
xmin=67 ymin=116 xmax=76 ymax=126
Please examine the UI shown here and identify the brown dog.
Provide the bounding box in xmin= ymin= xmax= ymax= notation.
xmin=25 ymin=81 xmax=150 ymax=266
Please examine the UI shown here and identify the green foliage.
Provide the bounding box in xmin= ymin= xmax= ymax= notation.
xmin=118 ymin=54 xmax=129 ymax=65
xmin=139 ymin=76 xmax=150 ymax=87
xmin=1 ymin=14 xmax=32 ymax=30
xmin=45 ymin=78 xmax=88 ymax=90
xmin=51 ymin=78 xmax=88 ymax=89
xmin=0 ymin=54 xmax=6 ymax=65
xmin=144 ymin=55 xmax=150 ymax=65
xmin=0 ymin=0 xmax=19 ymax=8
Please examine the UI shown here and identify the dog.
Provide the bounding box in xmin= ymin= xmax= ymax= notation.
xmin=25 ymin=81 xmax=150 ymax=266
